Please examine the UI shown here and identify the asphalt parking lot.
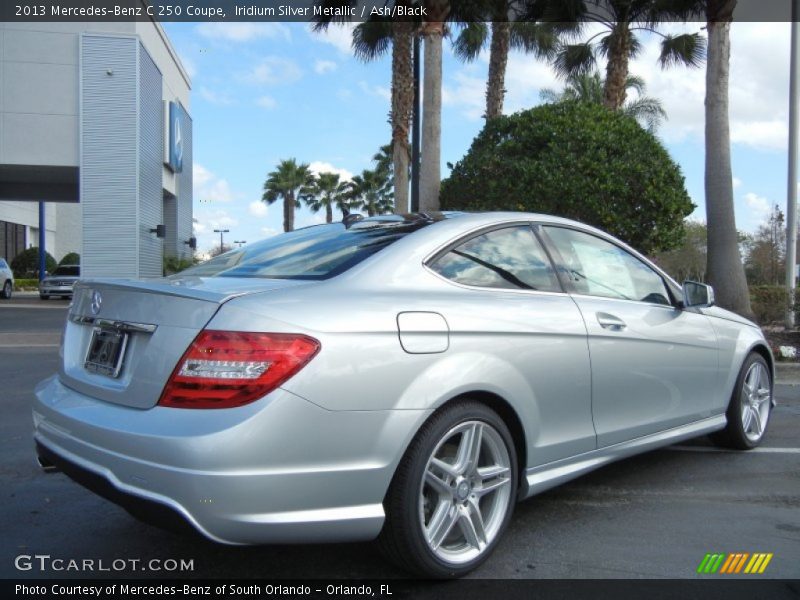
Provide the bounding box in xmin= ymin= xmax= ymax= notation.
xmin=1 ymin=296 xmax=799 ymax=581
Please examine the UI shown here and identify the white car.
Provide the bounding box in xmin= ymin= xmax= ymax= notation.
xmin=0 ymin=258 xmax=13 ymax=299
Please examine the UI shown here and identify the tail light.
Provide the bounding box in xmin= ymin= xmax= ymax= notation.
xmin=158 ymin=331 xmax=320 ymax=409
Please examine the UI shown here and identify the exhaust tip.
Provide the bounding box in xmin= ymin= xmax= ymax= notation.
xmin=37 ymin=455 xmax=59 ymax=473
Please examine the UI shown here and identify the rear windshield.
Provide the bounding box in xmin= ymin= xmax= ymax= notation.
xmin=53 ymin=266 xmax=79 ymax=276
xmin=178 ymin=216 xmax=440 ymax=280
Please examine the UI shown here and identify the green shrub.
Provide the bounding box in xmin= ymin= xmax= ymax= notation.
xmin=10 ymin=248 xmax=57 ymax=278
xmin=440 ymin=101 xmax=694 ymax=254
xmin=13 ymin=279 xmax=39 ymax=290
xmin=163 ymin=255 xmax=197 ymax=276
xmin=749 ymin=285 xmax=789 ymax=325
xmin=59 ymin=252 xmax=80 ymax=266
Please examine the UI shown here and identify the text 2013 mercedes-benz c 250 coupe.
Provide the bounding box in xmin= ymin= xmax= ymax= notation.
xmin=33 ymin=212 xmax=774 ymax=577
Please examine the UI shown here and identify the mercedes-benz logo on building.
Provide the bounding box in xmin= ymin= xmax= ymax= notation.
xmin=90 ymin=290 xmax=102 ymax=315
xmin=174 ymin=115 xmax=183 ymax=165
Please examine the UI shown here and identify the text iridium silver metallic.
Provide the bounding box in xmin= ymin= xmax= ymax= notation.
xmin=32 ymin=212 xmax=774 ymax=577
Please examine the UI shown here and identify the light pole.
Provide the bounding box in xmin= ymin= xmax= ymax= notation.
xmin=786 ymin=0 xmax=800 ymax=329
xmin=213 ymin=229 xmax=229 ymax=254
xmin=234 ymin=240 xmax=247 ymax=248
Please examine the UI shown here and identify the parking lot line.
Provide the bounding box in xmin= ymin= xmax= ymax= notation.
xmin=0 ymin=304 xmax=67 ymax=310
xmin=669 ymin=445 xmax=800 ymax=454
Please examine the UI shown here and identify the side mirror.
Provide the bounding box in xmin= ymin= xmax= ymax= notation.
xmin=682 ymin=281 xmax=715 ymax=308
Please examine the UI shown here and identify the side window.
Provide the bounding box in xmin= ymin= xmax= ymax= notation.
xmin=543 ymin=227 xmax=672 ymax=306
xmin=429 ymin=226 xmax=561 ymax=292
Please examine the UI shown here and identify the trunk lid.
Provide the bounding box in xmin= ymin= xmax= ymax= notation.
xmin=61 ymin=277 xmax=310 ymax=409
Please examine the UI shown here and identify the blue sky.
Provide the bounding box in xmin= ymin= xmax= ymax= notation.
xmin=162 ymin=21 xmax=793 ymax=256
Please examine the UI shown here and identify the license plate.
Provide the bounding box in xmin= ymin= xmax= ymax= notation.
xmin=84 ymin=327 xmax=129 ymax=378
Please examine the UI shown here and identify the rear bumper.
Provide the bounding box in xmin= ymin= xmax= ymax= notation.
xmin=33 ymin=375 xmax=430 ymax=544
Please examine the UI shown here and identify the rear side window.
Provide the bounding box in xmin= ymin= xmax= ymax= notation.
xmin=53 ymin=266 xmax=79 ymax=277
xmin=428 ymin=226 xmax=561 ymax=292
xmin=178 ymin=216 xmax=438 ymax=280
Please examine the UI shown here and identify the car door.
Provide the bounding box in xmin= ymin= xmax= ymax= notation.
xmin=541 ymin=225 xmax=719 ymax=447
xmin=426 ymin=223 xmax=596 ymax=466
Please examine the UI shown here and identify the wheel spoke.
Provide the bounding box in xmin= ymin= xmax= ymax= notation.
xmin=430 ymin=457 xmax=459 ymax=479
xmin=457 ymin=503 xmax=487 ymax=550
xmin=477 ymin=464 xmax=510 ymax=480
xmin=425 ymin=468 xmax=452 ymax=497
xmin=454 ymin=423 xmax=483 ymax=475
xmin=742 ymin=405 xmax=753 ymax=433
xmin=751 ymin=406 xmax=763 ymax=436
xmin=426 ymin=501 xmax=458 ymax=550
xmin=475 ymin=473 xmax=511 ymax=498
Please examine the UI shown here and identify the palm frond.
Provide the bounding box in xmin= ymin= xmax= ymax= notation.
xmin=352 ymin=20 xmax=393 ymax=62
xmin=658 ymin=33 xmax=706 ymax=69
xmin=553 ymin=43 xmax=596 ymax=79
xmin=624 ymin=74 xmax=646 ymax=96
xmin=453 ymin=22 xmax=488 ymax=62
xmin=539 ymin=87 xmax=561 ymax=103
xmin=624 ymin=97 xmax=668 ymax=132
xmin=510 ymin=22 xmax=558 ymax=59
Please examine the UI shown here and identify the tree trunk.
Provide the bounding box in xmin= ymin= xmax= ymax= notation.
xmin=420 ymin=21 xmax=444 ymax=212
xmin=705 ymin=12 xmax=752 ymax=317
xmin=486 ymin=20 xmax=510 ymax=119
xmin=392 ymin=22 xmax=414 ymax=214
xmin=284 ymin=193 xmax=294 ymax=232
xmin=603 ymin=24 xmax=631 ymax=111
xmin=326 ymin=203 xmax=333 ymax=224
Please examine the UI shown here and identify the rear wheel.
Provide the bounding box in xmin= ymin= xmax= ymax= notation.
xmin=378 ymin=400 xmax=517 ymax=578
xmin=1 ymin=280 xmax=11 ymax=299
xmin=711 ymin=353 xmax=772 ymax=449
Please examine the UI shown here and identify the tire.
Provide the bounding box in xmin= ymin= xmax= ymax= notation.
xmin=1 ymin=280 xmax=11 ymax=300
xmin=711 ymin=353 xmax=772 ymax=450
xmin=39 ymin=294 xmax=49 ymax=300
xmin=378 ymin=400 xmax=518 ymax=578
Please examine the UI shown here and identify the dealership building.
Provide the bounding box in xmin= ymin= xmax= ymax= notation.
xmin=0 ymin=18 xmax=193 ymax=278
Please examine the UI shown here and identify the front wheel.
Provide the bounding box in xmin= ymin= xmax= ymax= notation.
xmin=378 ymin=400 xmax=518 ymax=578
xmin=711 ymin=353 xmax=772 ymax=450
xmin=1 ymin=280 xmax=11 ymax=299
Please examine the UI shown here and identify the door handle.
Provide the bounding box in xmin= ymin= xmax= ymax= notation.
xmin=597 ymin=312 xmax=627 ymax=331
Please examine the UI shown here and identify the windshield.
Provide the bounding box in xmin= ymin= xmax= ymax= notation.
xmin=52 ymin=266 xmax=79 ymax=277
xmin=178 ymin=216 xmax=444 ymax=280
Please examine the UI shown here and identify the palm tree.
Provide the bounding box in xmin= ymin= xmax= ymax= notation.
xmin=303 ymin=172 xmax=351 ymax=223
xmin=314 ymin=6 xmax=414 ymax=213
xmin=418 ymin=0 xmax=451 ymax=213
xmin=262 ymin=158 xmax=314 ymax=232
xmin=703 ymin=0 xmax=752 ymax=316
xmin=453 ymin=6 xmax=559 ymax=119
xmin=536 ymin=0 xmax=705 ymax=110
xmin=348 ymin=168 xmax=394 ymax=217
xmin=540 ymin=71 xmax=667 ymax=131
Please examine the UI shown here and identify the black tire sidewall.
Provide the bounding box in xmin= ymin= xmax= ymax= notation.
xmin=396 ymin=401 xmax=518 ymax=578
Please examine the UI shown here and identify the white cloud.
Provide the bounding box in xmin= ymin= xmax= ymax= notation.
xmin=733 ymin=177 xmax=743 ymax=189
xmin=199 ymin=86 xmax=235 ymax=106
xmin=744 ymin=192 xmax=770 ymax=217
xmin=249 ymin=201 xmax=269 ymax=217
xmin=256 ymin=95 xmax=278 ymax=109
xmin=630 ymin=22 xmax=790 ymax=151
xmin=314 ymin=59 xmax=337 ymax=74
xmin=358 ymin=80 xmax=391 ymax=101
xmin=194 ymin=164 xmax=234 ymax=203
xmin=260 ymin=227 xmax=279 ymax=237
xmin=336 ymin=88 xmax=353 ymax=100
xmin=309 ymin=23 xmax=356 ymax=54
xmin=196 ymin=22 xmax=291 ymax=43
xmin=244 ymin=57 xmax=303 ymax=85
xmin=309 ymin=161 xmax=353 ymax=181
xmin=443 ymin=71 xmax=486 ymax=121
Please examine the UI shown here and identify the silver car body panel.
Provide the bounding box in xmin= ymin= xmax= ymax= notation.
xmin=32 ymin=212 xmax=773 ymax=544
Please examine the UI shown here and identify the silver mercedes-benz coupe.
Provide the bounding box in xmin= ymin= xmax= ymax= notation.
xmin=33 ymin=212 xmax=774 ymax=577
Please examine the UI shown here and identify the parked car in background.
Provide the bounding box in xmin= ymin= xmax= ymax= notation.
xmin=0 ymin=258 xmax=13 ymax=299
xmin=33 ymin=213 xmax=774 ymax=578
xmin=39 ymin=265 xmax=80 ymax=300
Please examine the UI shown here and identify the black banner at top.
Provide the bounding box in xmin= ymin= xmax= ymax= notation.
xmin=0 ymin=0 xmax=796 ymax=23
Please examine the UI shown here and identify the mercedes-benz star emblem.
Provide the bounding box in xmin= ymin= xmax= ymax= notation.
xmin=90 ymin=290 xmax=102 ymax=315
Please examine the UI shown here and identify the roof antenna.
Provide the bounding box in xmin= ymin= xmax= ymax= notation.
xmin=343 ymin=213 xmax=364 ymax=228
